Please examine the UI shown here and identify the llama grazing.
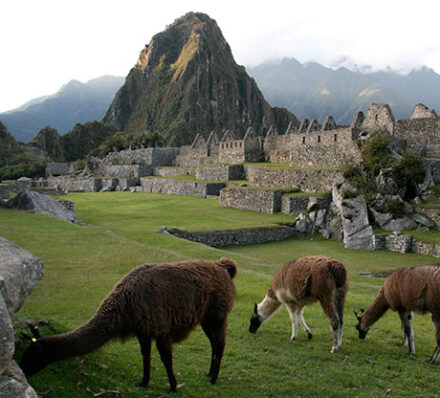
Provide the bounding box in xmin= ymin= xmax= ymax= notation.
xmin=20 ymin=258 xmax=237 ymax=392
xmin=355 ymin=265 xmax=440 ymax=363
xmin=249 ymin=255 xmax=348 ymax=353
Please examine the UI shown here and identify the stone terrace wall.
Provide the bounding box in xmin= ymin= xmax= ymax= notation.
xmin=101 ymin=165 xmax=151 ymax=179
xmin=140 ymin=177 xmax=226 ymax=198
xmin=46 ymin=176 xmax=137 ymax=192
xmin=173 ymin=226 xmax=296 ymax=247
xmin=195 ymin=165 xmax=245 ymax=181
xmin=372 ymin=233 xmax=440 ymax=258
xmin=394 ymin=118 xmax=440 ymax=156
xmin=263 ymin=134 xmax=292 ymax=162
xmin=281 ymin=194 xmax=330 ymax=215
xmin=220 ymin=187 xmax=290 ymax=214
xmin=154 ymin=167 xmax=197 ymax=177
xmin=290 ymin=128 xmax=362 ymax=168
xmin=245 ymin=166 xmax=343 ymax=193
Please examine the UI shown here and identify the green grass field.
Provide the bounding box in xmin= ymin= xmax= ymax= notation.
xmin=2 ymin=192 xmax=440 ymax=397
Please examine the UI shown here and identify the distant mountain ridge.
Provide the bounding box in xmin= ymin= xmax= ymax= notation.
xmin=1 ymin=76 xmax=124 ymax=142
xmin=246 ymin=58 xmax=440 ymax=124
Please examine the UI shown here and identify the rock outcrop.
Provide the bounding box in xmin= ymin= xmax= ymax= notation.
xmin=0 ymin=237 xmax=44 ymax=397
xmin=6 ymin=191 xmax=75 ymax=222
xmin=104 ymin=12 xmax=297 ymax=145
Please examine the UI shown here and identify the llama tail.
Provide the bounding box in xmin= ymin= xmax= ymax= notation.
xmin=327 ymin=261 xmax=347 ymax=289
xmin=216 ymin=258 xmax=237 ymax=279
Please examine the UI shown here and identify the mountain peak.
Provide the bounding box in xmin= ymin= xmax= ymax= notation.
xmin=105 ymin=12 xmax=296 ymax=145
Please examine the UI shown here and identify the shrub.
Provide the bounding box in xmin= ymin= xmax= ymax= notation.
xmin=392 ymin=149 xmax=426 ymax=191
xmin=378 ymin=197 xmax=406 ymax=217
xmin=360 ymin=129 xmax=393 ymax=176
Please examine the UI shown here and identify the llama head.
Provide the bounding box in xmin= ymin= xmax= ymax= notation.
xmin=249 ymin=303 xmax=263 ymax=333
xmin=354 ymin=309 xmax=369 ymax=339
xmin=20 ymin=339 xmax=51 ymax=376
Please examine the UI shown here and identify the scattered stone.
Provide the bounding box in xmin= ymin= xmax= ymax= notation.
xmin=381 ymin=217 xmax=417 ymax=232
xmin=376 ymin=168 xmax=398 ymax=195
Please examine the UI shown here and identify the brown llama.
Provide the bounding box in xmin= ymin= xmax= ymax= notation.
xmin=20 ymin=258 xmax=237 ymax=393
xmin=355 ymin=265 xmax=440 ymax=363
xmin=249 ymin=255 xmax=348 ymax=352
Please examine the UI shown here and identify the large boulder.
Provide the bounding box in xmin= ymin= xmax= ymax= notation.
xmin=5 ymin=190 xmax=75 ymax=222
xmin=0 ymin=237 xmax=43 ymax=396
xmin=332 ymin=183 xmax=374 ymax=250
xmin=0 ymin=361 xmax=37 ymax=398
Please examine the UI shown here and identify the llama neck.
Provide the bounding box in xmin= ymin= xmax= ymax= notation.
xmin=42 ymin=313 xmax=119 ymax=362
xmin=362 ymin=286 xmax=389 ymax=328
xmin=258 ymin=294 xmax=281 ymax=322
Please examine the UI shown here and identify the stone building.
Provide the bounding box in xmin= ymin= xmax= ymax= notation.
xmin=289 ymin=113 xmax=362 ymax=168
xmin=218 ymin=127 xmax=263 ymax=163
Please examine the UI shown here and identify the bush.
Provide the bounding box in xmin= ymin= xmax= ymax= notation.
xmin=378 ymin=197 xmax=406 ymax=217
xmin=392 ymin=149 xmax=426 ymax=190
xmin=360 ymin=129 xmax=393 ymax=176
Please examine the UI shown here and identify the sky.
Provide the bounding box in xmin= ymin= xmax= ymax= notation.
xmin=1 ymin=0 xmax=440 ymax=112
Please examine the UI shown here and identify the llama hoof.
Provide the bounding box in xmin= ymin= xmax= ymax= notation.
xmin=137 ymin=380 xmax=150 ymax=388
xmin=307 ymin=332 xmax=313 ymax=340
xmin=290 ymin=336 xmax=296 ymax=342
xmin=330 ymin=347 xmax=338 ymax=353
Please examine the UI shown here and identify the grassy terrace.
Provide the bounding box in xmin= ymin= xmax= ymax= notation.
xmin=2 ymin=192 xmax=440 ymax=397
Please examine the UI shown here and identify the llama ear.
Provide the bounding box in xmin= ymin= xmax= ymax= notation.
xmin=254 ymin=302 xmax=258 ymax=313
xmin=360 ymin=308 xmax=365 ymax=314
xmin=27 ymin=323 xmax=41 ymax=339
xmin=353 ymin=309 xmax=362 ymax=321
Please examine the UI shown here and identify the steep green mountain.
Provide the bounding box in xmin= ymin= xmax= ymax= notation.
xmin=0 ymin=121 xmax=46 ymax=180
xmin=31 ymin=126 xmax=65 ymax=162
xmin=247 ymin=58 xmax=439 ymax=124
xmin=104 ymin=12 xmax=297 ymax=145
xmin=1 ymin=76 xmax=124 ymax=142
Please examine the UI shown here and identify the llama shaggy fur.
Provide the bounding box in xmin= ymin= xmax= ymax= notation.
xmin=249 ymin=255 xmax=348 ymax=353
xmin=20 ymin=258 xmax=237 ymax=392
xmin=355 ymin=265 xmax=440 ymax=362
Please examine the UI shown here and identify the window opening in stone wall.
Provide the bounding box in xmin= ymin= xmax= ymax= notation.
xmin=302 ymin=136 xmax=305 ymax=144
xmin=334 ymin=134 xmax=337 ymax=142
xmin=375 ymin=114 xmax=378 ymax=121
xmin=318 ymin=135 xmax=321 ymax=143
xmin=239 ymin=142 xmax=242 ymax=147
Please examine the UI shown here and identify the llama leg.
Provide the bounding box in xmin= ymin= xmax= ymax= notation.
xmin=398 ymin=309 xmax=415 ymax=356
xmin=201 ymin=317 xmax=227 ymax=385
xmin=334 ymin=288 xmax=346 ymax=346
xmin=297 ymin=307 xmax=313 ymax=339
xmin=319 ymin=297 xmax=340 ymax=353
xmin=155 ymin=336 xmax=177 ymax=392
xmin=429 ymin=314 xmax=440 ymax=363
xmin=285 ymin=303 xmax=299 ymax=341
xmin=137 ymin=334 xmax=152 ymax=387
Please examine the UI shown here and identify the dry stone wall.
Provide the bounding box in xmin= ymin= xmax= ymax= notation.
xmin=173 ymin=225 xmax=296 ymax=247
xmin=263 ymin=134 xmax=292 ymax=162
xmin=154 ymin=167 xmax=197 ymax=177
xmin=394 ymin=118 xmax=440 ymax=156
xmin=195 ymin=165 xmax=244 ymax=181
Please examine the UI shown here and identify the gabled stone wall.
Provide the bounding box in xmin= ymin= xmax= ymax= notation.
xmin=290 ymin=128 xmax=361 ymax=168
